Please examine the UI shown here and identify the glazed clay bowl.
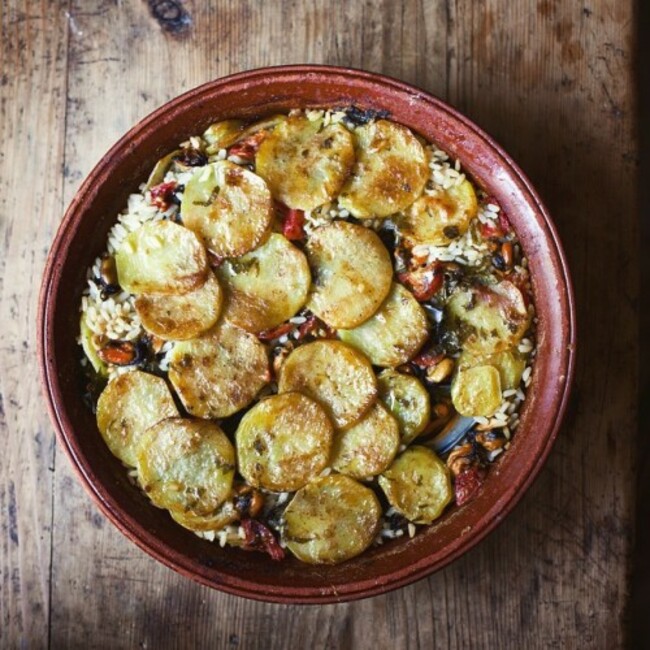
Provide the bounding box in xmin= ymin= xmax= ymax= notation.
xmin=38 ymin=65 xmax=576 ymax=603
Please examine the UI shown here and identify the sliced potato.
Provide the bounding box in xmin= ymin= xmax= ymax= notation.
xmin=278 ymin=340 xmax=376 ymax=429
xmin=145 ymin=149 xmax=182 ymax=190
xmin=397 ymin=179 xmax=478 ymax=246
xmin=96 ymin=370 xmax=179 ymax=467
xmin=168 ymin=321 xmax=269 ymax=419
xmin=170 ymin=499 xmax=238 ymax=533
xmin=377 ymin=369 xmax=431 ymax=444
xmin=306 ymin=221 xmax=393 ymax=328
xmin=236 ymin=392 xmax=333 ymax=492
xmin=80 ymin=313 xmax=108 ymax=377
xmin=331 ymin=401 xmax=400 ymax=479
xmin=338 ymin=119 xmax=428 ymax=218
xmin=181 ymin=161 xmax=273 ymax=258
xmin=115 ymin=220 xmax=208 ymax=295
xmin=451 ymin=365 xmax=502 ymax=417
xmin=378 ymin=446 xmax=452 ymax=524
xmin=445 ymin=280 xmax=531 ymax=354
xmin=137 ymin=418 xmax=235 ymax=516
xmin=458 ymin=348 xmax=526 ymax=391
xmin=283 ymin=474 xmax=381 ymax=564
xmin=135 ymin=270 xmax=223 ymax=340
xmin=339 ymin=282 xmax=429 ymax=367
xmin=203 ymin=119 xmax=245 ymax=152
xmin=255 ymin=115 xmax=355 ymax=211
xmin=216 ymin=233 xmax=311 ymax=334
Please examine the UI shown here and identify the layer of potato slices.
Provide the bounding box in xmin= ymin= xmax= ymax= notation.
xmin=378 ymin=446 xmax=452 ymax=524
xmin=236 ymin=392 xmax=333 ymax=492
xmin=181 ymin=161 xmax=273 ymax=258
xmin=451 ymin=364 xmax=502 ymax=417
xmin=255 ymin=114 xmax=355 ymax=211
xmin=283 ymin=474 xmax=382 ymax=564
xmin=137 ymin=418 xmax=235 ymax=516
xmin=338 ymin=119 xmax=429 ymax=218
xmin=397 ymin=179 xmax=478 ymax=246
xmin=306 ymin=221 xmax=393 ymax=329
xmin=170 ymin=499 xmax=238 ymax=533
xmin=330 ymin=401 xmax=400 ymax=479
xmin=115 ymin=220 xmax=208 ymax=295
xmin=135 ymin=270 xmax=223 ymax=341
xmin=377 ymin=369 xmax=431 ymax=445
xmin=216 ymin=233 xmax=311 ymax=334
xmin=445 ymin=280 xmax=531 ymax=355
xmin=339 ymin=282 xmax=429 ymax=367
xmin=96 ymin=370 xmax=179 ymax=468
xmin=457 ymin=348 xmax=526 ymax=391
xmin=168 ymin=321 xmax=269 ymax=419
xmin=278 ymin=340 xmax=377 ymax=429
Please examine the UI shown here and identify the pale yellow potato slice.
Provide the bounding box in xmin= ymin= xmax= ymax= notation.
xmin=283 ymin=474 xmax=381 ymax=564
xmin=170 ymin=500 xmax=238 ymax=533
xmin=137 ymin=418 xmax=235 ymax=516
xmin=306 ymin=221 xmax=393 ymax=329
xmin=236 ymin=392 xmax=333 ymax=492
xmin=115 ymin=220 xmax=208 ymax=295
xmin=202 ymin=119 xmax=245 ymax=152
xmin=168 ymin=321 xmax=269 ymax=419
xmin=135 ymin=270 xmax=223 ymax=341
xmin=451 ymin=365 xmax=502 ymax=417
xmin=445 ymin=280 xmax=531 ymax=354
xmin=181 ymin=161 xmax=273 ymax=258
xmin=96 ymin=370 xmax=179 ymax=467
xmin=80 ymin=313 xmax=107 ymax=377
xmin=338 ymin=119 xmax=428 ymax=218
xmin=278 ymin=340 xmax=377 ymax=429
xmin=378 ymin=446 xmax=452 ymax=524
xmin=216 ymin=233 xmax=311 ymax=334
xmin=331 ymin=401 xmax=400 ymax=479
xmin=457 ymin=348 xmax=526 ymax=391
xmin=377 ymin=369 xmax=431 ymax=444
xmin=255 ymin=115 xmax=355 ymax=211
xmin=338 ymin=282 xmax=429 ymax=367
xmin=397 ymin=179 xmax=478 ymax=246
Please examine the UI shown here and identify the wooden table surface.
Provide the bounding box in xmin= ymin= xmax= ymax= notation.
xmin=0 ymin=1 xmax=639 ymax=648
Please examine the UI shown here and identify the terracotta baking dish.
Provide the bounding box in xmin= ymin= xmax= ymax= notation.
xmin=38 ymin=65 xmax=576 ymax=603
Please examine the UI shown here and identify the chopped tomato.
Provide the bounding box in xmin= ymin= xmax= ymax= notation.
xmin=275 ymin=202 xmax=306 ymax=241
xmin=411 ymin=349 xmax=445 ymax=368
xmin=228 ymin=131 xmax=267 ymax=160
xmin=454 ymin=466 xmax=486 ymax=506
xmin=149 ymin=180 xmax=178 ymax=210
xmin=398 ymin=263 xmax=443 ymax=301
xmin=258 ymin=322 xmax=295 ymax=341
xmin=240 ymin=519 xmax=285 ymax=561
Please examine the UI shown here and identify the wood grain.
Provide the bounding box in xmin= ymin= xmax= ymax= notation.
xmin=0 ymin=0 xmax=638 ymax=648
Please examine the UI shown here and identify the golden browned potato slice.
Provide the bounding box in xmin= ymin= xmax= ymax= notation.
xmin=80 ymin=313 xmax=108 ymax=377
xmin=236 ymin=392 xmax=333 ymax=492
xmin=181 ymin=161 xmax=273 ymax=258
xmin=378 ymin=446 xmax=452 ymax=524
xmin=377 ymin=369 xmax=431 ymax=444
xmin=137 ymin=418 xmax=235 ymax=516
xmin=170 ymin=500 xmax=238 ymax=533
xmin=168 ymin=321 xmax=269 ymax=419
xmin=255 ymin=115 xmax=355 ymax=211
xmin=306 ymin=221 xmax=393 ymax=329
xmin=203 ymin=119 xmax=245 ymax=153
xmin=397 ymin=179 xmax=478 ymax=246
xmin=283 ymin=474 xmax=381 ymax=564
xmin=457 ymin=348 xmax=526 ymax=391
xmin=451 ymin=365 xmax=502 ymax=417
xmin=338 ymin=283 xmax=429 ymax=367
xmin=135 ymin=270 xmax=223 ymax=341
xmin=115 ymin=220 xmax=208 ymax=295
xmin=216 ymin=233 xmax=311 ymax=334
xmin=278 ymin=340 xmax=377 ymax=429
xmin=446 ymin=280 xmax=531 ymax=355
xmin=145 ymin=149 xmax=182 ymax=190
xmin=330 ymin=401 xmax=400 ymax=479
xmin=96 ymin=370 xmax=179 ymax=467
xmin=338 ymin=119 xmax=428 ymax=218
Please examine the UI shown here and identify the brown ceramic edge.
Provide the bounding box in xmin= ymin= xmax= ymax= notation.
xmin=38 ymin=65 xmax=577 ymax=604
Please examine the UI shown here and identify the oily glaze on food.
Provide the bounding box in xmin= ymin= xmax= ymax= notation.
xmin=79 ymin=107 xmax=536 ymax=564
